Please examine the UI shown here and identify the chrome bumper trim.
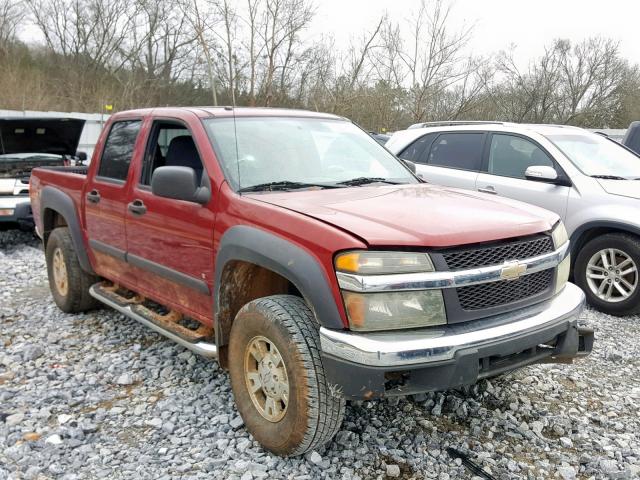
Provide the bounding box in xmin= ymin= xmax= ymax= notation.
xmin=320 ymin=282 xmax=585 ymax=367
xmin=337 ymin=241 xmax=570 ymax=293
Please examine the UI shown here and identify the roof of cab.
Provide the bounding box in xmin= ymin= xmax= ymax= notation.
xmin=112 ymin=106 xmax=345 ymax=121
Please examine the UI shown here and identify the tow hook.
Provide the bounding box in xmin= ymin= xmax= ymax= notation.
xmin=576 ymin=326 xmax=595 ymax=357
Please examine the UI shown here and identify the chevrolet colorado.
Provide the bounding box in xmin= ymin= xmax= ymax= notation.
xmin=30 ymin=107 xmax=593 ymax=456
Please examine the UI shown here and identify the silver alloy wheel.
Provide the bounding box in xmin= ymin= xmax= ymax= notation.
xmin=52 ymin=247 xmax=69 ymax=297
xmin=586 ymin=248 xmax=638 ymax=303
xmin=244 ymin=335 xmax=289 ymax=422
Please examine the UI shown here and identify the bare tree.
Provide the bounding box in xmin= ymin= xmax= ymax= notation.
xmin=27 ymin=0 xmax=136 ymax=74
xmin=180 ymin=0 xmax=218 ymax=105
xmin=556 ymin=38 xmax=627 ymax=124
xmin=258 ymin=0 xmax=314 ymax=106
xmin=0 ymin=0 xmax=24 ymax=48
xmin=377 ymin=0 xmax=473 ymax=122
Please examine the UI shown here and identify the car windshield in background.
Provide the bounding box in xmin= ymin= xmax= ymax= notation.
xmin=204 ymin=117 xmax=417 ymax=191
xmin=546 ymin=133 xmax=640 ymax=179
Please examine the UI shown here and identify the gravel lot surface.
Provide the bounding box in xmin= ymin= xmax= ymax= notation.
xmin=1 ymin=227 xmax=639 ymax=480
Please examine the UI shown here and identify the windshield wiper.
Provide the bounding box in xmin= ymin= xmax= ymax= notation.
xmin=337 ymin=177 xmax=401 ymax=186
xmin=238 ymin=180 xmax=343 ymax=193
xmin=590 ymin=174 xmax=628 ymax=180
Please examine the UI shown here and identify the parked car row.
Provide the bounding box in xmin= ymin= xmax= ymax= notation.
xmin=387 ymin=121 xmax=640 ymax=316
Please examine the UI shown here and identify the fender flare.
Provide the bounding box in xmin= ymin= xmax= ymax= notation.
xmin=570 ymin=220 xmax=640 ymax=258
xmin=214 ymin=225 xmax=344 ymax=344
xmin=40 ymin=186 xmax=95 ymax=275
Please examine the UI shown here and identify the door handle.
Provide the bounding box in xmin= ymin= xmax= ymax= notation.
xmin=86 ymin=189 xmax=101 ymax=203
xmin=477 ymin=186 xmax=497 ymax=194
xmin=128 ymin=199 xmax=147 ymax=215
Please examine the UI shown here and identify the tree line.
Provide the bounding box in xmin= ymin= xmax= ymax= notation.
xmin=1 ymin=0 xmax=639 ymax=131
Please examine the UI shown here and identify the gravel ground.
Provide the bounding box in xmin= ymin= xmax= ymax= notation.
xmin=1 ymin=227 xmax=639 ymax=480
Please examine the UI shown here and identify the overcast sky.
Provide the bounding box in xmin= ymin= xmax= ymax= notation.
xmin=311 ymin=0 xmax=640 ymax=67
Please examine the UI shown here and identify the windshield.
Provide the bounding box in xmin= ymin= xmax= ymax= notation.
xmin=546 ymin=133 xmax=640 ymax=179
xmin=204 ymin=117 xmax=417 ymax=191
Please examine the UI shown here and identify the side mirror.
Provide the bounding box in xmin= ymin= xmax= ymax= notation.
xmin=76 ymin=151 xmax=88 ymax=161
xmin=525 ymin=165 xmax=559 ymax=183
xmin=403 ymin=159 xmax=417 ymax=174
xmin=151 ymin=166 xmax=210 ymax=204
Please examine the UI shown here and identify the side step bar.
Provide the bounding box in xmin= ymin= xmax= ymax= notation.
xmin=89 ymin=284 xmax=218 ymax=358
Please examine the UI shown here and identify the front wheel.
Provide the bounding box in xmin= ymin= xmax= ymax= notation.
xmin=574 ymin=233 xmax=640 ymax=316
xmin=228 ymin=295 xmax=345 ymax=456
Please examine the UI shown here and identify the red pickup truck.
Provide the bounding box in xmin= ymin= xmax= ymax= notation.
xmin=30 ymin=107 xmax=593 ymax=456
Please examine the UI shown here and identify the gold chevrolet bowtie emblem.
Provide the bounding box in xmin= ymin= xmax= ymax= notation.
xmin=500 ymin=261 xmax=527 ymax=281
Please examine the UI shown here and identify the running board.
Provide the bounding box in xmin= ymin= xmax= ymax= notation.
xmin=89 ymin=284 xmax=218 ymax=358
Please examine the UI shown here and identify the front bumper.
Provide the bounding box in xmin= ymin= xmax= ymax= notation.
xmin=0 ymin=197 xmax=33 ymax=227
xmin=320 ymin=282 xmax=593 ymax=399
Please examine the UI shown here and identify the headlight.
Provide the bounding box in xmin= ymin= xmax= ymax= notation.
xmin=342 ymin=290 xmax=446 ymax=331
xmin=335 ymin=250 xmax=445 ymax=331
xmin=555 ymin=254 xmax=570 ymax=295
xmin=335 ymin=251 xmax=434 ymax=275
xmin=551 ymin=221 xmax=568 ymax=248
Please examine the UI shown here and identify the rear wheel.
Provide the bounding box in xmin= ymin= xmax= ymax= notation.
xmin=228 ymin=295 xmax=345 ymax=456
xmin=45 ymin=227 xmax=99 ymax=313
xmin=574 ymin=233 xmax=640 ymax=316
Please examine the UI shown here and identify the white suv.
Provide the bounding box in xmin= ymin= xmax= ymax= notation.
xmin=387 ymin=121 xmax=640 ymax=316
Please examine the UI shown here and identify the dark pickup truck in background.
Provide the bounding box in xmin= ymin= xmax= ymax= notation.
xmin=0 ymin=117 xmax=85 ymax=229
xmin=30 ymin=107 xmax=593 ymax=456
xmin=623 ymin=121 xmax=640 ymax=155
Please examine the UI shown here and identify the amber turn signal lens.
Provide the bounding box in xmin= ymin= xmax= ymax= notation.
xmin=335 ymin=252 xmax=361 ymax=274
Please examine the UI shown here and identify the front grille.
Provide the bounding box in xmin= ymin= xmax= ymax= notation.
xmin=457 ymin=269 xmax=554 ymax=310
xmin=442 ymin=235 xmax=553 ymax=270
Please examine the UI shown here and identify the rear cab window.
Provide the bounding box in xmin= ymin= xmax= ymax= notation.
xmin=97 ymin=120 xmax=142 ymax=182
xmin=427 ymin=133 xmax=484 ymax=171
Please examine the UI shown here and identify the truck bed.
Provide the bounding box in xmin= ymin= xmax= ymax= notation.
xmin=29 ymin=166 xmax=88 ymax=235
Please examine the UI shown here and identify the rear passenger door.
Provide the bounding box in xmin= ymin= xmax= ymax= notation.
xmin=476 ymin=133 xmax=570 ymax=219
xmin=401 ymin=132 xmax=485 ymax=190
xmin=124 ymin=118 xmax=216 ymax=324
xmin=85 ymin=119 xmax=142 ymax=284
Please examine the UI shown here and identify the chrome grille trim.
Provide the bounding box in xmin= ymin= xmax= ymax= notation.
xmin=336 ymin=241 xmax=569 ymax=293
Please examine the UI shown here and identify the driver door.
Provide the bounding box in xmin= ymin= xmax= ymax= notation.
xmin=476 ymin=133 xmax=570 ymax=220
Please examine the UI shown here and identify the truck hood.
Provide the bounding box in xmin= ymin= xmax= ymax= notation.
xmin=597 ymin=179 xmax=640 ymax=200
xmin=251 ymin=184 xmax=558 ymax=247
xmin=0 ymin=118 xmax=85 ymax=156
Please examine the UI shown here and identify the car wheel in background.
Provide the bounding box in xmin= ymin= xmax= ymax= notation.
xmin=574 ymin=233 xmax=640 ymax=316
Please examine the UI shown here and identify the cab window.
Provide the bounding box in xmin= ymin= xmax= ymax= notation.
xmin=141 ymin=122 xmax=205 ymax=186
